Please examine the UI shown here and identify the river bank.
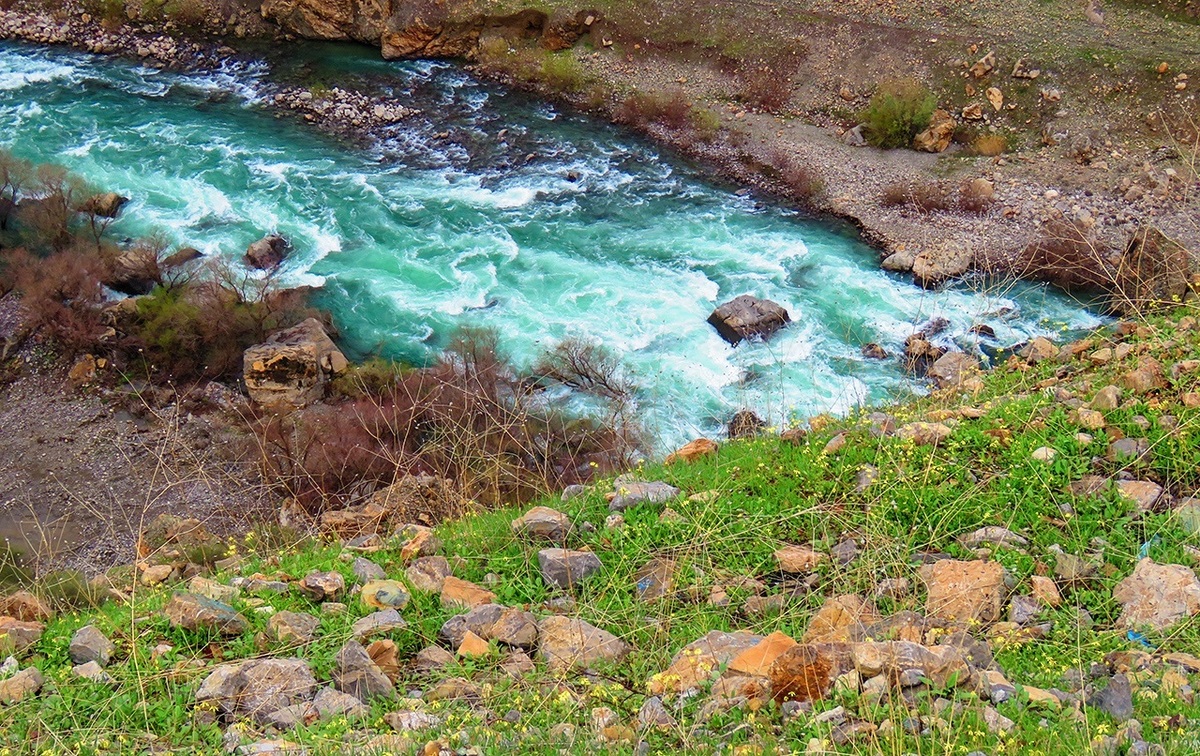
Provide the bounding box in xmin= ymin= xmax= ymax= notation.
xmin=3 ymin=1 xmax=1196 ymax=300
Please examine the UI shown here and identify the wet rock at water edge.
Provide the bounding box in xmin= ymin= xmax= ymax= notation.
xmin=245 ymin=234 xmax=291 ymax=270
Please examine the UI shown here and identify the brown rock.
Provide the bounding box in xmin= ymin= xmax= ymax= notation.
xmin=0 ymin=667 xmax=43 ymax=704
xmin=511 ymin=506 xmax=572 ymax=541
xmin=1113 ymin=559 xmax=1200 ymax=631
xmin=665 ymin=438 xmax=719 ymax=464
xmin=0 ymin=591 xmax=52 ymax=623
xmin=243 ymin=318 xmax=347 ymax=412
xmin=647 ymin=630 xmax=762 ymax=696
xmin=898 ymin=421 xmax=953 ymax=446
xmin=926 ymin=352 xmax=980 ymax=389
xmin=440 ymin=577 xmax=496 ymax=610
xmin=774 ymin=544 xmax=825 ymax=573
xmin=1030 ymin=576 xmax=1062 ymax=608
xmin=1121 ymin=357 xmax=1167 ymax=394
xmin=163 ymin=592 xmax=247 ymax=636
xmin=244 ymin=234 xmax=291 ymax=270
xmin=922 ymin=560 xmax=1006 ymax=624
xmin=802 ymin=595 xmax=880 ymax=643
xmin=456 ymin=630 xmax=490 ymax=657
xmin=727 ymin=631 xmax=797 ymax=677
xmin=0 ymin=617 xmax=45 ymax=656
xmin=538 ymin=616 xmax=630 ymax=673
xmin=913 ymin=109 xmax=956 ymax=153
xmin=405 ymin=556 xmax=452 ymax=594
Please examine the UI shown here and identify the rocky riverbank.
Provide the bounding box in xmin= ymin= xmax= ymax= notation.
xmin=2 ymin=2 xmax=1197 ymax=308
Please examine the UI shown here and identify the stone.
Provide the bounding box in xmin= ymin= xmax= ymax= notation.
xmin=140 ymin=564 xmax=173 ymax=586
xmin=412 ymin=645 xmax=455 ymax=674
xmin=1031 ymin=446 xmax=1057 ymax=462
xmin=1117 ymin=480 xmax=1164 ymax=511
xmin=665 ymin=437 xmax=718 ymax=464
xmin=728 ymin=410 xmax=766 ymax=439
xmin=769 ymin=643 xmax=855 ymax=704
xmin=72 ymin=660 xmax=114 ymax=684
xmin=439 ymin=576 xmax=495 ymax=609
xmin=969 ymin=51 xmax=995 ymax=77
xmin=1108 ymin=437 xmax=1150 ymax=463
xmin=775 ymin=544 xmax=826 ymax=573
xmin=861 ymin=343 xmax=889 ymax=359
xmin=457 ymin=630 xmax=490 ymax=657
xmin=707 ymin=295 xmax=791 ymax=344
xmin=728 ymin=631 xmax=797 ymax=677
xmin=500 ymin=649 xmax=537 ymax=678
xmin=1031 ymin=576 xmax=1063 ymax=607
xmin=538 ymin=616 xmax=629 ymax=672
xmin=648 ymin=630 xmax=763 ymax=696
xmin=803 ymin=595 xmax=880 ymax=643
xmin=511 ymin=506 xmax=572 ymax=541
xmin=958 ymin=526 xmax=1028 ymax=550
xmin=1023 ymin=686 xmax=1061 ymax=708
xmin=875 ymin=578 xmax=910 ymax=600
xmin=69 ymin=625 xmax=114 ymax=667
xmin=235 ymin=741 xmax=307 ymax=756
xmin=332 ymin=641 xmax=394 ymax=702
xmin=312 ymin=685 xmax=367 ymax=720
xmin=927 ymin=351 xmax=979 ymax=389
xmin=922 ymin=560 xmax=1005 ymax=624
xmin=351 ymin=609 xmax=407 ymax=641
xmin=243 ymin=319 xmax=347 ymax=412
xmin=188 ymin=576 xmax=239 ymax=604
xmin=1055 ymin=552 xmax=1097 ymax=584
xmin=979 ymin=669 xmax=1017 ymax=702
xmin=983 ymin=705 xmax=1014 ymax=733
xmin=244 ymin=234 xmax=291 ymax=270
xmin=898 ymin=421 xmax=953 ymax=446
xmin=1088 ymin=674 xmax=1134 ymax=721
xmin=1092 ymin=385 xmax=1123 ymax=410
xmin=1121 ymin=357 xmax=1166 ymax=394
xmin=1009 ymin=595 xmax=1041 ymax=625
xmin=633 ymin=558 xmax=676 ymax=602
xmin=360 ymin=580 xmax=410 ymax=611
xmin=405 ymin=556 xmax=451 ymax=593
xmin=1021 ymin=337 xmax=1058 ymax=364
xmin=425 ymin=677 xmax=482 ymax=702
xmin=0 ymin=592 xmax=52 ymax=623
xmin=385 ymin=710 xmax=442 ymax=732
xmin=1077 ymin=408 xmax=1107 ymax=429
xmin=0 ymin=667 xmax=43 ymax=704
xmin=986 ymin=86 xmax=1004 ymax=110
xmin=268 ymin=611 xmax=320 ymax=645
xmin=912 ymin=246 xmax=971 ymax=289
xmin=352 ymin=557 xmax=386 ymax=583
xmin=537 ymin=548 xmax=603 ymax=590
xmin=1113 ymin=559 xmax=1200 ymax=631
xmin=610 ymin=480 xmax=680 ymax=511
xmin=297 ymin=571 xmax=345 ymax=603
xmin=197 ymin=658 xmax=317 ymax=724
xmin=164 ymin=593 xmax=247 ymax=635
xmin=913 ymin=109 xmax=956 ymax=153
xmin=637 ymin=696 xmax=677 ymax=731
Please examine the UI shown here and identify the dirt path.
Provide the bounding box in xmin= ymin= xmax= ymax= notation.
xmin=0 ymin=296 xmax=273 ymax=580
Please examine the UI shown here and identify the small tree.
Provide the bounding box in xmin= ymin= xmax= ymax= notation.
xmin=0 ymin=148 xmax=33 ymax=232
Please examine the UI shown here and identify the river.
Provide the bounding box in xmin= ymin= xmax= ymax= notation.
xmin=0 ymin=40 xmax=1104 ymax=448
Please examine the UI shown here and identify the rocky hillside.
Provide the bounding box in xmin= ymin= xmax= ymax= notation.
xmin=3 ymin=304 xmax=1200 ymax=754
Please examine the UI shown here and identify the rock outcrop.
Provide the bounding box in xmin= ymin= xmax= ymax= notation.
xmin=242 ymin=318 xmax=348 ymax=412
xmin=244 ymin=234 xmax=292 ymax=270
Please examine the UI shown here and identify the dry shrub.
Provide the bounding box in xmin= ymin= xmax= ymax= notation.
xmin=739 ymin=67 xmax=793 ymax=113
xmin=7 ymin=246 xmax=106 ymax=355
xmin=164 ymin=0 xmax=208 ymax=26
xmin=957 ymin=179 xmax=996 ymax=214
xmin=765 ymin=148 xmax=824 ymax=200
xmin=880 ymin=182 xmax=955 ymax=213
xmin=971 ymin=134 xmax=1008 ymax=157
xmin=860 ymin=80 xmax=937 ymax=150
xmin=1016 ymin=219 xmax=1114 ymax=292
xmin=618 ymin=90 xmax=695 ymax=131
xmin=260 ymin=330 xmax=642 ymax=513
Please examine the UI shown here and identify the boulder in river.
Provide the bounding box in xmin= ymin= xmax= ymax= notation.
xmin=708 ymin=295 xmax=791 ymax=344
xmin=245 ymin=234 xmax=292 ymax=270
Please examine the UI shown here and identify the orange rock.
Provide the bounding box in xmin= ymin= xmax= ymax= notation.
xmin=457 ymin=630 xmax=491 ymax=657
xmin=728 ymin=631 xmax=797 ymax=677
xmin=0 ymin=591 xmax=52 ymax=623
xmin=768 ymin=643 xmax=853 ymax=704
xmin=774 ymin=545 xmax=825 ymax=573
xmin=802 ymin=595 xmax=880 ymax=643
xmin=665 ymin=438 xmax=718 ymax=464
xmin=923 ymin=559 xmax=1005 ymax=624
xmin=440 ymin=576 xmax=496 ymax=610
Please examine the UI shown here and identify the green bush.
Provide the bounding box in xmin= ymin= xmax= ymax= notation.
xmin=539 ymin=53 xmax=587 ymax=93
xmin=860 ymin=79 xmax=937 ymax=149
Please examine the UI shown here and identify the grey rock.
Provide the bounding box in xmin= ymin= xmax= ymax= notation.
xmin=69 ymin=625 xmax=115 ymax=667
xmin=352 ymin=557 xmax=386 ymax=583
xmin=385 ymin=710 xmax=442 ymax=731
xmin=405 ymin=556 xmax=451 ymax=593
xmin=610 ymin=481 xmax=680 ymax=511
xmin=707 ymin=294 xmax=790 ymax=344
xmin=312 ymin=685 xmax=368 ymax=720
xmin=511 ymin=506 xmax=572 ymax=541
xmin=538 ymin=548 xmax=603 ymax=590
xmin=637 ymin=696 xmax=677 ymax=730
xmin=297 ymin=571 xmax=345 ymax=602
xmin=196 ymin=658 xmax=316 ymax=724
xmin=71 ymin=660 xmax=115 ymax=684
xmin=164 ymin=592 xmax=248 ymax=636
xmin=267 ymin=611 xmax=320 ymax=645
xmin=351 ymin=609 xmax=407 ymax=641
xmin=1008 ymin=595 xmax=1041 ymax=625
xmin=333 ymin=641 xmax=394 ymax=702
xmin=1089 ymin=674 xmax=1134 ymax=721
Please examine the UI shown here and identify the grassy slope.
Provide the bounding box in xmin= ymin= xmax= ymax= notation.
xmin=4 ymin=304 xmax=1200 ymax=754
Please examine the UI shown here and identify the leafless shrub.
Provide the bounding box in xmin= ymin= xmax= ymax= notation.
xmin=617 ymin=89 xmax=695 ymax=131
xmin=1015 ymin=219 xmax=1114 ymax=292
xmin=765 ymin=147 xmax=824 ymax=200
xmin=9 ymin=246 xmax=107 ymax=355
xmin=738 ymin=67 xmax=793 ymax=113
xmin=880 ymin=182 xmax=956 ymax=213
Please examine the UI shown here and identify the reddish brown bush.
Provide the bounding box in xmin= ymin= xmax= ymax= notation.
xmin=739 ymin=68 xmax=793 ymax=113
xmin=1016 ymin=220 xmax=1114 ymax=291
xmin=618 ymin=90 xmax=695 ymax=131
xmin=9 ymin=247 xmax=106 ymax=355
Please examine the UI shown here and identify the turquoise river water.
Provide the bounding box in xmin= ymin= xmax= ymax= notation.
xmin=0 ymin=40 xmax=1104 ymax=448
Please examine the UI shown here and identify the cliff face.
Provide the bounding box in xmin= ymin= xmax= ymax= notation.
xmin=259 ymin=0 xmax=590 ymax=59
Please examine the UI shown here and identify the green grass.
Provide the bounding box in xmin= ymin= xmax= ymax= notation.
xmin=5 ymin=306 xmax=1200 ymax=754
